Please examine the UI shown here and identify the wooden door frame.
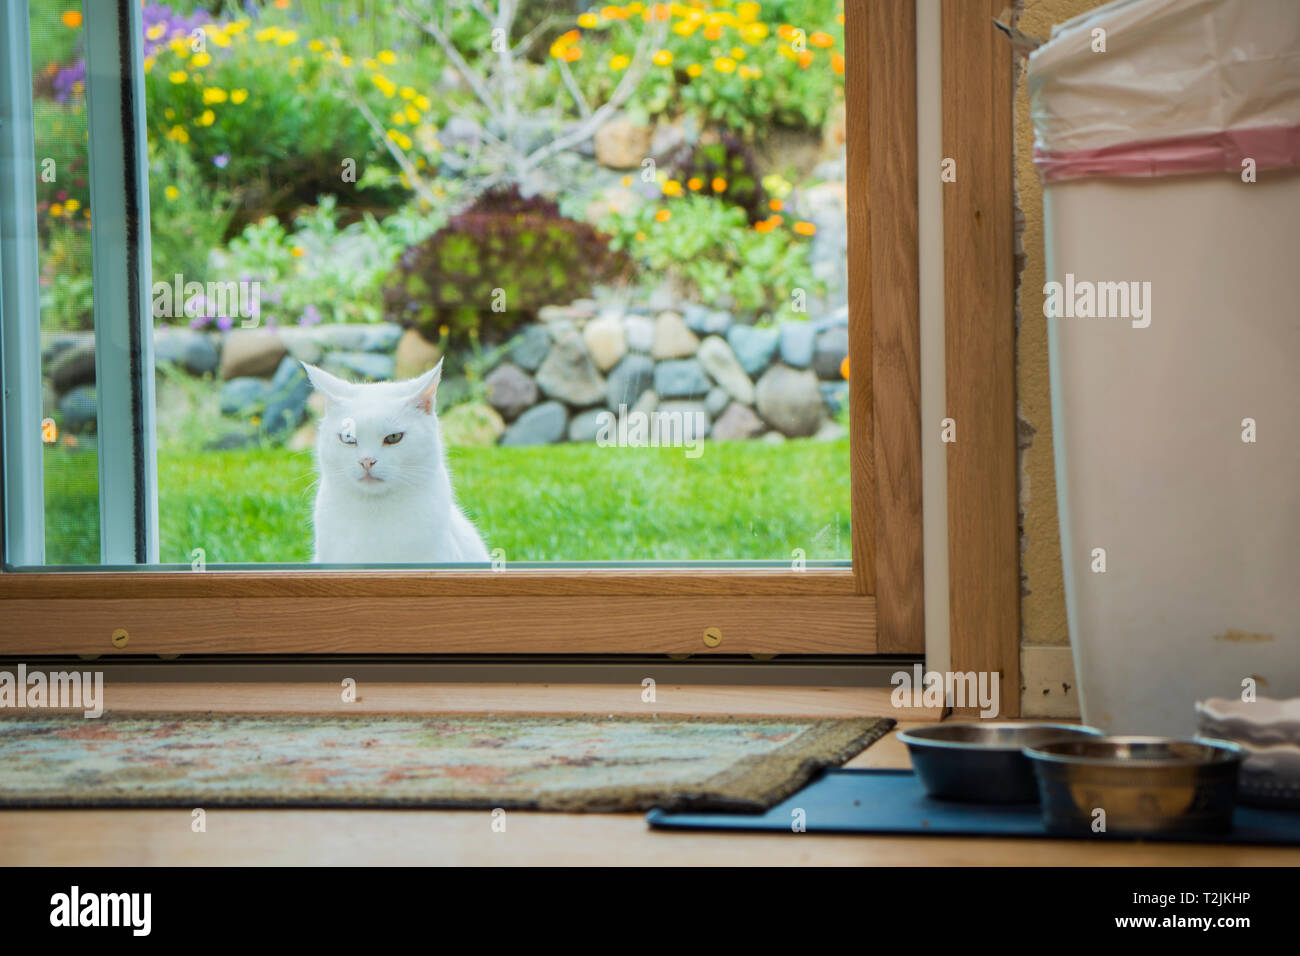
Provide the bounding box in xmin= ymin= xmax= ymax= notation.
xmin=0 ymin=1 xmax=1018 ymax=692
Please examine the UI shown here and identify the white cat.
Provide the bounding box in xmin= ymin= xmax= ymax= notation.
xmin=303 ymin=361 xmax=490 ymax=564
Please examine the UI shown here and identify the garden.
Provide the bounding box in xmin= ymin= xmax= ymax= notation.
xmin=32 ymin=0 xmax=852 ymax=564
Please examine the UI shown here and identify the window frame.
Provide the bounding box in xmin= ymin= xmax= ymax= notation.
xmin=0 ymin=0 xmax=1018 ymax=687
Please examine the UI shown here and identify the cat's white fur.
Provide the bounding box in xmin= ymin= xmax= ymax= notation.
xmin=303 ymin=361 xmax=490 ymax=564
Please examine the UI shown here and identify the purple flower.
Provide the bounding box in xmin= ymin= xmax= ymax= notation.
xmin=298 ymin=304 xmax=322 ymax=327
xmin=216 ymin=314 xmax=234 ymax=332
xmin=213 ymin=153 xmax=230 ymax=169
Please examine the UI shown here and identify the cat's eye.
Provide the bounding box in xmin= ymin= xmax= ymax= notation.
xmin=382 ymin=433 xmax=404 ymax=445
xmin=338 ymin=432 xmax=356 ymax=446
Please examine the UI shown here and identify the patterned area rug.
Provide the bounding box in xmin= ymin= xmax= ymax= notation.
xmin=0 ymin=712 xmax=894 ymax=812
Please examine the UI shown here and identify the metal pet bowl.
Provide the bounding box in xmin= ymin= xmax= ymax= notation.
xmin=896 ymin=722 xmax=1103 ymax=803
xmin=1023 ymin=736 xmax=1244 ymax=837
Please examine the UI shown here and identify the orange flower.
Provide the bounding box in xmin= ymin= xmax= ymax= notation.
xmin=687 ymin=177 xmax=703 ymax=191
xmin=840 ymin=355 xmax=849 ymax=379
xmin=754 ymin=218 xmax=775 ymax=233
xmin=831 ymin=53 xmax=845 ymax=75
xmin=768 ymin=214 xmax=783 ymax=227
xmin=797 ymin=50 xmax=814 ymax=68
xmin=793 ymin=221 xmax=816 ymax=236
xmin=768 ymin=198 xmax=783 ymax=212
xmin=563 ymin=46 xmax=582 ymax=62
xmin=711 ymin=176 xmax=726 ymax=193
xmin=654 ymin=209 xmax=671 ymax=222
xmin=61 ymin=10 xmax=81 ymax=27
xmin=810 ymin=31 xmax=834 ymax=48
xmin=704 ymin=25 xmax=722 ymax=40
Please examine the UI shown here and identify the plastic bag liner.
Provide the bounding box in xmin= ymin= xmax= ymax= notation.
xmin=1029 ymin=0 xmax=1300 ymax=182
xmin=1029 ymin=0 xmax=1300 ymax=736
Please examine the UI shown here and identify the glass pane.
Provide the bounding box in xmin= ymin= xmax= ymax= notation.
xmin=30 ymin=1 xmax=100 ymax=564
xmin=19 ymin=0 xmax=852 ymax=568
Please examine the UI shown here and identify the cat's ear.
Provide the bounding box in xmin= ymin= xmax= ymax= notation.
xmin=301 ymin=363 xmax=353 ymax=405
xmin=408 ymin=359 xmax=442 ymax=415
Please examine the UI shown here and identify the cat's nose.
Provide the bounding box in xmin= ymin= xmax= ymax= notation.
xmin=359 ymin=457 xmax=377 ymax=472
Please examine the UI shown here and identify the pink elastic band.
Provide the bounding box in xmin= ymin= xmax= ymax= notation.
xmin=1034 ymin=123 xmax=1300 ymax=183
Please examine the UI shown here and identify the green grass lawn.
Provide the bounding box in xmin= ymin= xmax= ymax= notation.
xmin=43 ymin=438 xmax=851 ymax=565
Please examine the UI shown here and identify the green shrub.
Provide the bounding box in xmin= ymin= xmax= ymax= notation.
xmin=669 ymin=131 xmax=768 ymax=223
xmin=601 ymin=193 xmax=821 ymax=321
xmin=383 ymin=186 xmax=628 ymax=343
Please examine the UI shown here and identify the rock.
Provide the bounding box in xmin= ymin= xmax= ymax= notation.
xmin=654 ymin=358 xmax=710 ymax=399
xmin=509 ymin=324 xmax=552 ymax=372
xmin=761 ymin=430 xmax=786 ymax=444
xmin=593 ymin=113 xmax=653 ymax=169
xmin=813 ymin=305 xmax=849 ymax=332
xmin=538 ymin=303 xmax=595 ymax=324
xmin=646 ymin=283 xmax=677 ymax=313
xmin=307 ymin=325 xmax=367 ymax=351
xmin=779 ymin=322 xmax=815 ymax=368
xmin=534 ymin=330 xmax=606 ymax=406
xmin=725 ymin=324 xmax=779 ymax=377
xmin=206 ymin=428 xmax=260 ymax=450
xmin=820 ymin=381 xmax=849 ymax=416
xmin=278 ymin=329 xmax=324 ymax=366
xmin=501 ymin=400 xmax=568 ymax=446
xmin=814 ymin=419 xmax=848 ymax=441
xmin=220 ymin=377 xmax=269 ymax=416
xmin=49 ymin=342 xmax=97 ymax=392
xmin=755 ymin=363 xmax=824 ymax=438
xmin=441 ymin=402 xmax=506 ymax=447
xmin=683 ymin=304 xmax=733 ymax=337
xmin=696 ymin=335 xmax=755 ymax=404
xmin=42 ymin=332 xmax=90 ymax=366
xmin=631 ymin=389 xmax=658 ymax=417
xmin=712 ymin=401 xmax=766 ymax=441
xmin=705 ymin=386 xmax=730 ymax=418
xmin=813 ymin=325 xmax=849 ymax=380
xmin=651 ymin=311 xmax=699 ymax=359
xmin=286 ymin=423 xmax=317 ymax=452
xmin=154 ymin=327 xmax=219 ymax=376
xmin=623 ymin=314 xmax=655 ymax=353
xmin=58 ymin=386 xmax=97 ymax=433
xmin=605 ymin=353 xmax=655 ymax=410
xmin=394 ymin=327 xmax=442 ymax=380
xmin=656 ymin=401 xmax=711 ymax=440
xmin=325 ymin=351 xmax=396 ymax=382
xmin=484 ymin=362 xmax=538 ymax=421
xmin=262 ymin=359 xmax=312 ymax=435
xmin=568 ymin=408 xmax=608 ymax=443
xmin=360 ymin=323 xmax=403 ymax=353
xmin=582 ymin=314 xmax=627 ymax=372
xmin=219 ymin=329 xmax=286 ymax=379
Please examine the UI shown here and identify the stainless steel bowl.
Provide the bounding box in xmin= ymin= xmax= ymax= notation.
xmin=897 ymin=722 xmax=1103 ymax=803
xmin=1023 ymin=736 xmax=1245 ymax=836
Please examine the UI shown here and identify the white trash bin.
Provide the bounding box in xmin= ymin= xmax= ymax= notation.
xmin=1029 ymin=0 xmax=1300 ymax=736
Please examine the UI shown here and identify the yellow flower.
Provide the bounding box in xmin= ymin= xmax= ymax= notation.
xmin=164 ymin=186 xmax=180 ymax=201
xmin=143 ymin=56 xmax=155 ymax=73
xmin=230 ymin=88 xmax=248 ymax=103
xmin=390 ymin=110 xmax=407 ymax=126
xmin=209 ymin=31 xmax=230 ymax=48
xmin=652 ymin=49 xmax=673 ymax=66
xmin=191 ymin=51 xmax=212 ymax=67
xmin=362 ymin=58 xmax=378 ymax=70
xmin=254 ymin=26 xmax=280 ymax=43
xmin=64 ymin=199 xmax=80 ymax=212
xmin=202 ymin=87 xmax=228 ymax=104
xmin=196 ymin=109 xmax=215 ymax=127
xmin=289 ymin=56 xmax=304 ymax=70
xmin=167 ymin=125 xmax=189 ymax=144
xmin=672 ymin=20 xmax=696 ymax=37
xmin=387 ymin=129 xmax=413 ymax=150
xmin=377 ymin=49 xmax=396 ymax=64
xmin=49 ymin=203 xmax=63 ymax=216
xmin=609 ymin=54 xmax=631 ymax=71
xmin=634 ymin=230 xmax=646 ymax=242
xmin=370 ymin=73 xmax=397 ymax=98
xmin=686 ymin=63 xmax=702 ymax=77
xmin=742 ymin=22 xmax=769 ymax=42
xmin=277 ymin=30 xmax=299 ymax=46
xmin=662 ymin=179 xmax=682 ymax=196
xmin=736 ymin=1 xmax=760 ymax=22
xmin=730 ymin=47 xmax=745 ymax=59
xmin=621 ymin=175 xmax=632 ymax=186
xmin=577 ymin=12 xmax=599 ymax=28
xmin=308 ymin=39 xmax=324 ymax=52
xmin=227 ymin=19 xmax=249 ymax=35
xmin=713 ymin=56 xmax=736 ymax=73
xmin=399 ymin=85 xmax=415 ymax=100
xmin=654 ymin=209 xmax=671 ymax=223
xmin=164 ymin=107 xmax=175 ymax=120
xmin=168 ymin=70 xmax=189 ymax=84
xmin=405 ymin=104 xmax=421 ymax=123
xmin=146 ymin=24 xmax=165 ymax=41
xmin=291 ymin=246 xmax=305 ymax=258
xmin=738 ymin=65 xmax=753 ymax=79
xmin=339 ymin=55 xmax=352 ymax=68
xmin=413 ymin=94 xmax=432 ymax=111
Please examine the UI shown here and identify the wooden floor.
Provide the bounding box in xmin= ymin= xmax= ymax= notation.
xmin=2 ymin=683 xmax=1296 ymax=866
